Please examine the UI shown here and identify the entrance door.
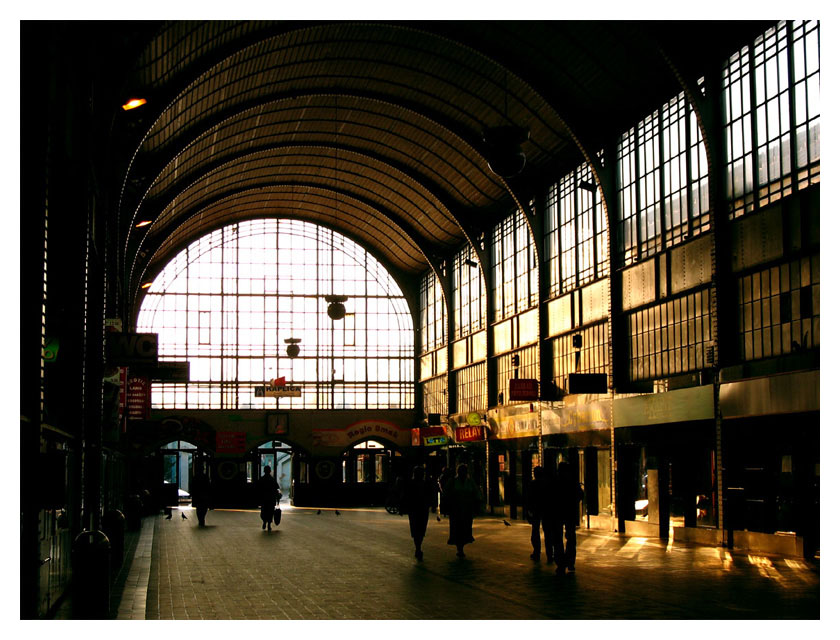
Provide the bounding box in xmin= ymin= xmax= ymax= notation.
xmin=161 ymin=440 xmax=202 ymax=506
xmin=256 ymin=440 xmax=293 ymax=498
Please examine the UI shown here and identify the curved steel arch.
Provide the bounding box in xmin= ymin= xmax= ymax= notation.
xmin=131 ymin=142 xmax=469 ymax=247
xmin=126 ymin=150 xmax=465 ymax=290
xmin=115 ymin=23 xmax=574 ymax=286
xmin=128 ymin=189 xmax=445 ymax=319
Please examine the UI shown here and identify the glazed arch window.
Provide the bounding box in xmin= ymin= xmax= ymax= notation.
xmin=137 ymin=219 xmax=414 ymax=410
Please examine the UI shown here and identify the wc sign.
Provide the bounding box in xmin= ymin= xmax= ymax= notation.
xmin=106 ymin=332 xmax=158 ymax=366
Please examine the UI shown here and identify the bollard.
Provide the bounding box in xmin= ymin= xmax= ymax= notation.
xmin=71 ymin=530 xmax=111 ymax=619
xmin=102 ymin=509 xmax=126 ymax=569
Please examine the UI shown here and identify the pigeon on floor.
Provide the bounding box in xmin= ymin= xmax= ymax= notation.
xmin=316 ymin=509 xmax=321 ymax=515
xmin=181 ymin=513 xmax=188 ymax=520
xmin=335 ymin=510 xmax=340 ymax=516
xmin=503 ymin=520 xmax=511 ymax=526
xmin=165 ymin=507 xmax=172 ymax=520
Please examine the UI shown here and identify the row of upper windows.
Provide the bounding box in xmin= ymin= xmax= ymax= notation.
xmin=419 ymin=20 xmax=820 ymax=354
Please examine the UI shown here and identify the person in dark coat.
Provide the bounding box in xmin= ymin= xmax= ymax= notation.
xmin=442 ymin=463 xmax=483 ymax=557
xmin=525 ymin=466 xmax=556 ymax=562
xmin=257 ymin=465 xmax=280 ymax=531
xmin=437 ymin=466 xmax=454 ymax=519
xmin=191 ymin=464 xmax=211 ymax=527
xmin=555 ymin=462 xmax=585 ymax=574
xmin=399 ymin=466 xmax=438 ymax=560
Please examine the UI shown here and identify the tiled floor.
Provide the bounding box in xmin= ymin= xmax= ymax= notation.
xmin=109 ymin=505 xmax=820 ymax=620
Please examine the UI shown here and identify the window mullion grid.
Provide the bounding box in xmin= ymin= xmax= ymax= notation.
xmin=786 ymin=21 xmax=801 ymax=192
xmin=633 ymin=126 xmax=642 ymax=264
xmin=573 ymin=169 xmax=581 ymax=291
xmin=657 ymin=107 xmax=667 ymax=255
xmin=234 ymin=228 xmax=240 ymax=410
xmin=684 ymin=97 xmax=696 ymax=237
xmin=748 ymin=42 xmax=761 ymax=215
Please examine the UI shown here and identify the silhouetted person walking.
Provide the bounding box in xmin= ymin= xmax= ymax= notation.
xmin=525 ymin=466 xmax=556 ymax=562
xmin=191 ymin=464 xmax=211 ymax=527
xmin=437 ymin=466 xmax=453 ymax=519
xmin=555 ymin=462 xmax=584 ymax=574
xmin=442 ymin=463 xmax=483 ymax=557
xmin=257 ymin=465 xmax=280 ymax=531
xmin=399 ymin=466 xmax=438 ymax=560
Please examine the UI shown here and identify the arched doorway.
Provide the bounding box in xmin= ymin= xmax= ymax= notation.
xmin=158 ymin=439 xmax=211 ymax=508
xmin=250 ymin=440 xmax=294 ymax=500
xmin=340 ymin=439 xmax=406 ymax=506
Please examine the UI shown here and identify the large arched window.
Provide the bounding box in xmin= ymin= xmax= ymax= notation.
xmin=137 ymin=219 xmax=414 ymax=409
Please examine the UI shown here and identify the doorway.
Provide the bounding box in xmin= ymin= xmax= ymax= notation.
xmin=160 ymin=440 xmax=210 ymax=507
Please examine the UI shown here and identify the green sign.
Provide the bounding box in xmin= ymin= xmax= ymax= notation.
xmin=43 ymin=337 xmax=59 ymax=362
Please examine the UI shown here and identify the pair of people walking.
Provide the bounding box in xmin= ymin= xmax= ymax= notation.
xmin=526 ymin=462 xmax=584 ymax=575
xmin=400 ymin=463 xmax=482 ymax=560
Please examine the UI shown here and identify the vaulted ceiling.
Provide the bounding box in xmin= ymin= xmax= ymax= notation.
xmin=55 ymin=20 xmax=773 ymax=307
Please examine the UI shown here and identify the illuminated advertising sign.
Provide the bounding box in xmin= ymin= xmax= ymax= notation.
xmin=455 ymin=425 xmax=485 ymax=442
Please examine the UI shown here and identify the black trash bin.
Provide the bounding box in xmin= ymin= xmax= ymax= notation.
xmin=102 ymin=509 xmax=126 ymax=569
xmin=72 ymin=530 xmax=111 ymax=619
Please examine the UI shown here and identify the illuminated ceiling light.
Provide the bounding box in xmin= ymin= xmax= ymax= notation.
xmin=135 ymin=220 xmax=152 ymax=228
xmin=121 ymin=98 xmax=147 ymax=111
xmin=140 ymin=282 xmax=153 ymax=289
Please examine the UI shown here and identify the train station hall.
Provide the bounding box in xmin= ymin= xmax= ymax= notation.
xmin=20 ymin=18 xmax=823 ymax=622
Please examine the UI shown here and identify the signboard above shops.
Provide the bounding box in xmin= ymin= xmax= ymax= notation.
xmin=216 ymin=430 xmax=247 ymax=454
xmin=255 ymin=381 xmax=302 ymax=398
xmin=126 ymin=375 xmax=150 ymax=420
xmin=106 ymin=332 xmax=158 ymax=366
xmin=568 ymin=373 xmax=608 ymax=394
xmin=509 ymin=378 xmax=539 ymax=401
xmin=410 ymin=425 xmax=449 ymax=447
xmin=455 ymin=425 xmax=485 ymax=442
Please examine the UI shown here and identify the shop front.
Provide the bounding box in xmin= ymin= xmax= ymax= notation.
xmin=719 ymin=371 xmax=819 ymax=557
xmin=613 ymin=385 xmax=718 ymax=543
xmin=486 ymin=398 xmax=612 ymax=526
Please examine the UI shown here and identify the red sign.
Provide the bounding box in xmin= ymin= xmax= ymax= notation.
xmin=126 ymin=375 xmax=150 ymax=420
xmin=119 ymin=367 xmax=127 ymax=431
xmin=455 ymin=425 xmax=485 ymax=442
xmin=419 ymin=426 xmax=445 ymax=439
xmin=216 ymin=431 xmax=247 ymax=454
xmin=509 ymin=378 xmax=539 ymax=401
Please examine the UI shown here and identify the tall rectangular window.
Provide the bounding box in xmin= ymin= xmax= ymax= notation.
xmin=544 ymin=163 xmax=608 ymax=298
xmin=491 ymin=210 xmax=538 ymax=322
xmin=420 ymin=270 xmax=447 ymax=354
xmin=724 ymin=20 xmax=819 ymax=218
xmin=618 ymin=93 xmax=709 ymax=265
xmin=455 ymin=362 xmax=487 ymax=413
xmin=452 ymin=244 xmax=486 ymax=339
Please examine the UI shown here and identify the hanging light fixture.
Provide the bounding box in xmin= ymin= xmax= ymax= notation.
xmin=285 ymin=337 xmax=301 ymax=358
xmin=483 ymin=69 xmax=529 ymax=178
xmin=325 ymin=295 xmax=348 ymax=321
xmin=325 ymin=97 xmax=348 ymax=323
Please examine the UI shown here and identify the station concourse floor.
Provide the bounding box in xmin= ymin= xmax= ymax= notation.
xmin=100 ymin=503 xmax=821 ymax=621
